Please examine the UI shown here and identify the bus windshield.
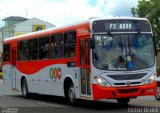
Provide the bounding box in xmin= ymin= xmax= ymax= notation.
xmin=93 ymin=34 xmax=155 ymax=71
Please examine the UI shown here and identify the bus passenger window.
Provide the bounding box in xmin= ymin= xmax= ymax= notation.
xmin=64 ymin=31 xmax=76 ymax=58
xmin=39 ymin=36 xmax=50 ymax=59
xmin=28 ymin=38 xmax=38 ymax=60
xmin=18 ymin=40 xmax=28 ymax=61
xmin=50 ymin=34 xmax=63 ymax=59
xmin=4 ymin=44 xmax=10 ymax=62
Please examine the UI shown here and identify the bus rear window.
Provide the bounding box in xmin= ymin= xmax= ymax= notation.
xmin=4 ymin=44 xmax=10 ymax=62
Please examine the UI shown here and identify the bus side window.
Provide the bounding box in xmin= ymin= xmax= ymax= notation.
xmin=18 ymin=40 xmax=28 ymax=61
xmin=39 ymin=36 xmax=50 ymax=59
xmin=64 ymin=31 xmax=76 ymax=58
xmin=28 ymin=38 xmax=38 ymax=60
xmin=4 ymin=44 xmax=10 ymax=62
xmin=50 ymin=34 xmax=63 ymax=59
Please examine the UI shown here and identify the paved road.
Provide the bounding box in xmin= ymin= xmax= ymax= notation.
xmin=0 ymin=80 xmax=160 ymax=113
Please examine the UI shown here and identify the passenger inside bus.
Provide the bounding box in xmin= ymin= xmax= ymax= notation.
xmin=39 ymin=43 xmax=49 ymax=59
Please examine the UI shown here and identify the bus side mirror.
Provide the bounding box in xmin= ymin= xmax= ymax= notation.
xmin=67 ymin=61 xmax=76 ymax=67
xmin=89 ymin=38 xmax=95 ymax=49
xmin=153 ymin=35 xmax=157 ymax=56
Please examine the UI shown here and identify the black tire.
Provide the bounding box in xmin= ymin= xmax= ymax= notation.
xmin=155 ymin=95 xmax=160 ymax=100
xmin=117 ymin=98 xmax=130 ymax=104
xmin=21 ymin=79 xmax=29 ymax=98
xmin=155 ymin=87 xmax=160 ymax=100
xmin=66 ymin=84 xmax=76 ymax=105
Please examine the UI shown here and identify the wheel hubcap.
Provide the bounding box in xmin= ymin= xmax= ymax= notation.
xmin=156 ymin=89 xmax=160 ymax=97
xmin=69 ymin=88 xmax=75 ymax=102
xmin=156 ymin=94 xmax=160 ymax=98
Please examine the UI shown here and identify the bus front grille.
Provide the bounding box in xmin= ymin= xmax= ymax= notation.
xmin=107 ymin=73 xmax=146 ymax=80
xmin=117 ymin=88 xmax=139 ymax=94
xmin=114 ymin=82 xmax=141 ymax=86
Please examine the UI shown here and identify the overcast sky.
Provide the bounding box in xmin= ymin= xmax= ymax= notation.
xmin=0 ymin=0 xmax=138 ymax=27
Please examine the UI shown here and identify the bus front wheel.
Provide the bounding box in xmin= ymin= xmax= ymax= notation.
xmin=21 ymin=78 xmax=29 ymax=98
xmin=155 ymin=87 xmax=160 ymax=100
xmin=117 ymin=98 xmax=130 ymax=104
xmin=66 ymin=84 xmax=76 ymax=104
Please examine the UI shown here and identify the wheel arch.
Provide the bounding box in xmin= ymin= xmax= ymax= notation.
xmin=63 ymin=76 xmax=74 ymax=97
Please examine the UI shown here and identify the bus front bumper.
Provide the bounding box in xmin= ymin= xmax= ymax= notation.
xmin=92 ymin=81 xmax=157 ymax=100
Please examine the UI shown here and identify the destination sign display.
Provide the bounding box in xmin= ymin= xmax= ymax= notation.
xmin=92 ymin=20 xmax=151 ymax=33
xmin=106 ymin=23 xmax=136 ymax=30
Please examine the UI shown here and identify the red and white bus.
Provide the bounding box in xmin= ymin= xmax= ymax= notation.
xmin=2 ymin=17 xmax=157 ymax=104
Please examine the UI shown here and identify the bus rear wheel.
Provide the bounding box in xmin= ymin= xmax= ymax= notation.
xmin=21 ymin=79 xmax=29 ymax=98
xmin=117 ymin=98 xmax=130 ymax=104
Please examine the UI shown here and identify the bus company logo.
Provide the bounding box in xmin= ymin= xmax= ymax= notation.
xmin=127 ymin=81 xmax=131 ymax=86
xmin=50 ymin=67 xmax=62 ymax=80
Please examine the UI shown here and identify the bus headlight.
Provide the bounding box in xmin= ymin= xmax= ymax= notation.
xmin=94 ymin=76 xmax=110 ymax=87
xmin=145 ymin=74 xmax=156 ymax=84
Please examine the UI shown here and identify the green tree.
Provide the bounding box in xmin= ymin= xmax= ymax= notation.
xmin=131 ymin=0 xmax=160 ymax=45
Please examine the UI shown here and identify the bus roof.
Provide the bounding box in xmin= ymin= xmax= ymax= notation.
xmin=4 ymin=20 xmax=89 ymax=43
xmin=4 ymin=17 xmax=149 ymax=43
xmin=92 ymin=17 xmax=148 ymax=20
xmin=89 ymin=17 xmax=149 ymax=23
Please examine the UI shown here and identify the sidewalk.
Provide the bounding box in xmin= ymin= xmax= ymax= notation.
xmin=0 ymin=79 xmax=21 ymax=96
xmin=0 ymin=79 xmax=3 ymax=86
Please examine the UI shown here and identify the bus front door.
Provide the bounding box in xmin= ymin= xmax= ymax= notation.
xmin=79 ymin=38 xmax=91 ymax=96
xmin=11 ymin=48 xmax=17 ymax=90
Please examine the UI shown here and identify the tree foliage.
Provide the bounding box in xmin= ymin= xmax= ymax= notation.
xmin=131 ymin=0 xmax=160 ymax=42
